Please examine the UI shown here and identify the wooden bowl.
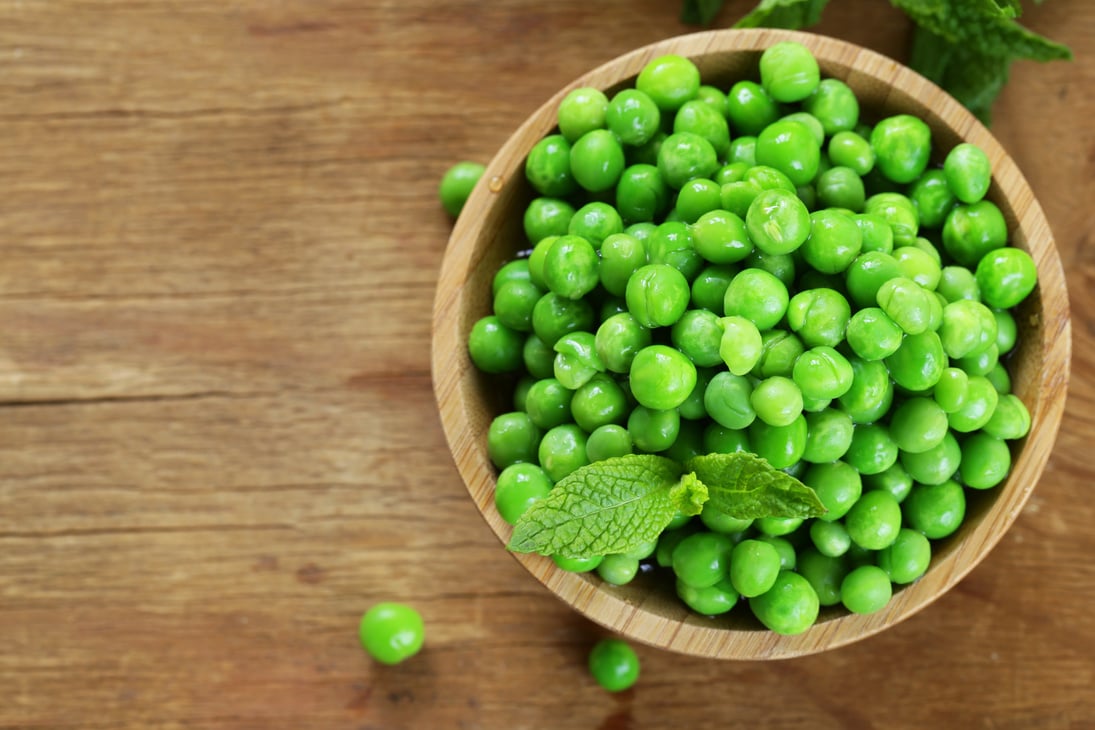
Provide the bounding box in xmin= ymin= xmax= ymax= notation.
xmin=431 ymin=29 xmax=1070 ymax=659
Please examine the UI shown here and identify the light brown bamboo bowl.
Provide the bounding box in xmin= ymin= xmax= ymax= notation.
xmin=431 ymin=29 xmax=1070 ymax=659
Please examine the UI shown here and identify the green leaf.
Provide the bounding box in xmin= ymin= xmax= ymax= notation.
xmin=733 ymin=0 xmax=830 ymax=30
xmin=686 ymin=452 xmax=826 ymax=520
xmin=507 ymin=455 xmax=703 ymax=558
xmin=681 ymin=0 xmax=726 ymax=25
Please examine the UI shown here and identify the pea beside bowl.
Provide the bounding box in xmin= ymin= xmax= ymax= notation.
xmin=431 ymin=29 xmax=1070 ymax=659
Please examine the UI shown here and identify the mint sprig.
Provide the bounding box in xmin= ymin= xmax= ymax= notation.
xmin=506 ymin=452 xmax=825 ymax=559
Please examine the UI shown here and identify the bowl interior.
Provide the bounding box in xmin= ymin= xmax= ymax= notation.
xmin=431 ymin=28 xmax=1070 ymax=659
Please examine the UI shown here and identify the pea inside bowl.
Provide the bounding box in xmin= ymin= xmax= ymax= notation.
xmin=431 ymin=29 xmax=1070 ymax=659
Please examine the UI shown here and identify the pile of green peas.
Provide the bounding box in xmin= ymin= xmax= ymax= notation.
xmin=465 ymin=41 xmax=1037 ymax=635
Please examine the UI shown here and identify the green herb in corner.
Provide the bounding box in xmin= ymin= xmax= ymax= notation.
xmin=506 ymin=452 xmax=825 ymax=559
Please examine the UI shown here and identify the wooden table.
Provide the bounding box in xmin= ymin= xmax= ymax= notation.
xmin=1 ymin=1 xmax=1091 ymax=727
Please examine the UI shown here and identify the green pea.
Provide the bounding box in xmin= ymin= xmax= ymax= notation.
xmin=795 ymin=549 xmax=848 ymax=607
xmin=984 ymin=393 xmax=1031 ymax=441
xmin=570 ymin=129 xmax=626 ymax=193
xmin=870 ymin=114 xmax=931 ymax=184
xmin=491 ymin=259 xmax=531 ymax=297
xmin=828 ymin=131 xmax=875 ymax=176
xmin=781 ymin=112 xmax=825 ymax=147
xmin=799 ymin=209 xmax=863 ymax=275
xmin=726 ymin=80 xmax=780 ymax=136
xmin=627 ymin=130 xmax=667 ymax=167
xmin=657 ymin=132 xmax=719 ymax=189
xmin=571 ymin=374 xmax=629 ymax=432
xmin=627 ymin=405 xmax=679 ymax=452
xmin=749 ymin=414 xmax=808 ymax=469
xmin=948 ymin=375 xmax=999 ymax=433
xmin=841 ymin=565 xmax=893 ymax=614
xmin=527 ymin=235 xmax=557 ymax=288
xmin=646 ymin=221 xmax=704 ymax=280
xmin=865 ymin=192 xmax=919 ymax=247
xmin=745 ymin=165 xmax=797 ymax=193
xmin=532 ymin=292 xmax=595 ymax=347
xmin=675 ymin=178 xmax=724 ymax=224
xmin=940 ymin=299 xmax=988 ymax=359
xmin=803 ymin=78 xmax=859 ymax=134
xmin=663 ymin=310 xmax=720 ymax=368
xmin=606 ymin=88 xmax=661 ymax=146
xmin=845 ymin=307 xmax=903 ymax=361
xmin=802 ymin=408 xmax=854 ymax=463
xmin=889 ymin=397 xmax=949 ymax=454
xmin=994 ymin=309 xmax=1018 ymax=354
xmin=936 ymin=265 xmax=981 ymax=303
xmin=636 ymin=54 xmax=701 ymax=112
xmin=553 ymin=553 xmax=604 ymax=573
xmin=494 ymin=463 xmax=553 ymax=525
xmin=864 ymin=462 xmax=914 ymax=503
xmin=468 ymin=315 xmax=524 ymax=373
xmin=748 ymin=569 xmax=819 ymax=634
xmin=878 ymin=528 xmax=931 ymax=584
xmin=754 ymin=329 xmax=806 ymax=378
xmin=933 ymin=366 xmax=970 ymax=413
xmin=838 ymin=357 xmax=894 ymax=424
xmin=597 ymin=553 xmax=640 ymax=585
xmin=806 ymin=460 xmax=862 ymax=521
xmin=493 ymin=279 xmax=542 ymax=332
xmin=524 ymin=378 xmax=573 ymax=429
xmin=942 ymin=200 xmax=1008 ymax=267
xmin=439 ymin=161 xmax=485 ymax=217
xmin=944 ymin=142 xmax=992 ymax=204
xmin=699 ymin=504 xmax=753 ymax=535
xmin=557 ymin=87 xmax=608 ymax=142
xmin=845 ymin=489 xmax=902 ymax=550
xmin=675 ymin=99 xmax=731 ymax=159
xmin=900 ymin=429 xmax=962 ymax=485
xmin=908 ymin=169 xmax=956 ymax=229
xmin=786 ymin=287 xmax=851 ymax=347
xmin=960 ymin=432 xmax=1011 ymax=490
xmin=816 ymin=165 xmax=866 ymax=212
xmin=854 ymin=212 xmax=894 ymax=253
xmin=756 ymin=119 xmax=821 ymax=187
xmin=975 ymin=247 xmax=1037 ymax=309
xmin=756 ymin=515 xmax=804 ymax=537
xmin=672 ymin=531 xmax=733 ymax=588
xmin=884 ymin=330 xmax=946 ymax=392
xmin=759 ymin=41 xmax=820 ymax=103
xmin=792 ymin=346 xmax=854 ymax=401
xmin=538 ymin=423 xmax=588 ymax=481
xmin=526 ymin=134 xmax=577 ymax=197
xmin=625 ymin=263 xmax=690 ymax=328
xmin=844 ymin=423 xmax=899 ymax=476
xmin=629 ymin=344 xmax=697 ymax=411
xmin=513 ymin=375 xmax=535 ymax=412
xmin=523 ymin=333 xmax=556 ymax=379
xmin=678 ymin=368 xmax=713 ymax=420
xmin=542 ymin=234 xmax=599 ymax=300
xmin=568 ymin=202 xmax=623 ymax=249
xmin=582 ymin=424 xmax=632 ymax=463
xmin=676 ymin=576 xmax=740 ymax=616
xmin=729 ymin=539 xmax=783 ymax=598
xmin=750 ymin=376 xmax=804 ymax=427
xmin=593 ymin=312 xmax=650 ymax=374
xmin=488 ymin=412 xmax=542 ymax=468
xmin=722 ymin=268 xmax=789 ymax=328
xmin=720 ymin=179 xmax=762 ymax=219
xmin=615 ymin=163 xmax=671 ymax=223
xmin=746 ymin=188 xmax=812 ymax=255
xmin=715 ymin=161 xmax=750 ymax=185
xmin=553 ymin=331 xmax=604 ymax=389
xmin=691 ymin=209 xmax=753 ymax=265
xmin=810 ymin=519 xmax=852 ymax=558
xmin=746 ymin=248 xmax=796 ymax=288
xmin=704 ymin=371 xmax=756 ymax=430
xmin=904 ymin=479 xmax=966 ymax=539
xmin=691 ymin=264 xmax=737 ymax=312
xmin=728 ymin=136 xmax=757 ymax=166
xmin=703 ymin=422 xmax=751 ymax=455
xmin=714 ymin=315 xmax=762 ymax=375
xmin=359 ymin=602 xmax=425 ymax=665
xmin=957 ymin=344 xmax=999 ymax=379
xmin=844 ymin=251 xmax=903 ymax=309
xmin=893 ymin=245 xmax=941 ymax=290
xmin=696 ymin=84 xmax=729 ymax=116
xmin=596 ymin=234 xmax=645 ymax=296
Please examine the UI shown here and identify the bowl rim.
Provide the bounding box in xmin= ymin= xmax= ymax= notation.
xmin=431 ymin=28 xmax=1071 ymax=660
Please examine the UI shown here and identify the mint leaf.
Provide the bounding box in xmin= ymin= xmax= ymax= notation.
xmin=507 ymin=455 xmax=704 ymax=558
xmin=733 ymin=0 xmax=830 ymax=30
xmin=681 ymin=0 xmax=725 ymax=25
xmin=686 ymin=452 xmax=826 ymax=520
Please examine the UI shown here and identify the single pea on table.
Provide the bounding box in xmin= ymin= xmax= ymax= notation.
xmin=457 ymin=40 xmax=1037 ymax=635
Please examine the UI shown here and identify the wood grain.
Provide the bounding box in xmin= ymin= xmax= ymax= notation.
xmin=1 ymin=0 xmax=1093 ymax=727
